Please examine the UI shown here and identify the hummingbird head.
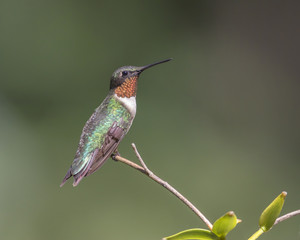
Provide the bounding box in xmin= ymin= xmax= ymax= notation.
xmin=110 ymin=58 xmax=172 ymax=98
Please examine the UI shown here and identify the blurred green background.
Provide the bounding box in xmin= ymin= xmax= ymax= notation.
xmin=0 ymin=1 xmax=299 ymax=239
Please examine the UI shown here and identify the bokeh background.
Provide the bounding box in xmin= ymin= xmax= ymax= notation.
xmin=1 ymin=1 xmax=299 ymax=239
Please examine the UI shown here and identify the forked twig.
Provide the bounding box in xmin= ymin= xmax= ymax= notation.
xmin=114 ymin=143 xmax=213 ymax=230
xmin=114 ymin=143 xmax=300 ymax=234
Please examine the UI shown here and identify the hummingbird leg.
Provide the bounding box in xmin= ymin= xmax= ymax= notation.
xmin=111 ymin=150 xmax=121 ymax=161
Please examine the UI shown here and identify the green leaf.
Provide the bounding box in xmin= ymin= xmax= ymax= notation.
xmin=259 ymin=191 xmax=287 ymax=232
xmin=163 ymin=228 xmax=219 ymax=240
xmin=212 ymin=211 xmax=239 ymax=238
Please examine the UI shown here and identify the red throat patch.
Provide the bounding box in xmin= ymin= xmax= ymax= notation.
xmin=115 ymin=76 xmax=138 ymax=98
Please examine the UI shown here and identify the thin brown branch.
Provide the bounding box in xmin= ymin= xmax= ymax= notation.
xmin=114 ymin=155 xmax=146 ymax=173
xmin=131 ymin=143 xmax=152 ymax=174
xmin=274 ymin=209 xmax=300 ymax=226
xmin=114 ymin=143 xmax=213 ymax=231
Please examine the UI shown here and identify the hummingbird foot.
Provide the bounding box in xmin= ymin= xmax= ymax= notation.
xmin=111 ymin=150 xmax=121 ymax=161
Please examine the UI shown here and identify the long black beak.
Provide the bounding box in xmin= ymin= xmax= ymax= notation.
xmin=137 ymin=58 xmax=172 ymax=73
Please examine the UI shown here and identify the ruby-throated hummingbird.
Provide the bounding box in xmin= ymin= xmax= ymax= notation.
xmin=60 ymin=59 xmax=172 ymax=187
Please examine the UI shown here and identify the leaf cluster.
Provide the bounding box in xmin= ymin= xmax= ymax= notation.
xmin=164 ymin=192 xmax=288 ymax=240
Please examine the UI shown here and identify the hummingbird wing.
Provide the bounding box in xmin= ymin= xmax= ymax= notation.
xmin=85 ymin=121 xmax=125 ymax=176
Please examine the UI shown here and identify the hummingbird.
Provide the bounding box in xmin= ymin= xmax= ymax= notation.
xmin=60 ymin=58 xmax=172 ymax=187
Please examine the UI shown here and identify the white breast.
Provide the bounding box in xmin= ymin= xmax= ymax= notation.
xmin=114 ymin=94 xmax=137 ymax=117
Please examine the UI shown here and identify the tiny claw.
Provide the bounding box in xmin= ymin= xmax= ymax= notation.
xmin=111 ymin=150 xmax=121 ymax=161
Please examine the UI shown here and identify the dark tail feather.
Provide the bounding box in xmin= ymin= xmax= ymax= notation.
xmin=72 ymin=174 xmax=85 ymax=187
xmin=60 ymin=169 xmax=72 ymax=187
xmin=72 ymin=153 xmax=96 ymax=187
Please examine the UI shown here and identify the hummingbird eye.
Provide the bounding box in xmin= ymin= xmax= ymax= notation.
xmin=122 ymin=71 xmax=128 ymax=77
